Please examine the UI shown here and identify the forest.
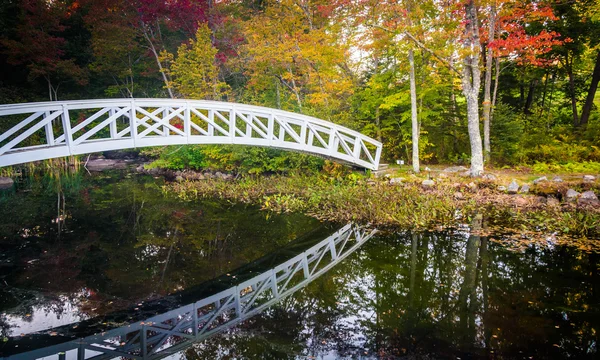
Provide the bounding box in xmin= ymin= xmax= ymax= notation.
xmin=0 ymin=0 xmax=599 ymax=174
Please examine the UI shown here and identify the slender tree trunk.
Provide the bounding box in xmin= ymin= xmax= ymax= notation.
xmin=462 ymin=0 xmax=484 ymax=176
xmin=375 ymin=107 xmax=382 ymax=143
xmin=581 ymin=51 xmax=600 ymax=126
xmin=491 ymin=57 xmax=500 ymax=113
xmin=482 ymin=3 xmax=496 ymax=162
xmin=142 ymin=27 xmax=175 ymax=99
xmin=409 ymin=48 xmax=420 ymax=173
xmin=524 ymin=79 xmax=537 ymax=114
xmin=566 ymin=53 xmax=580 ymax=126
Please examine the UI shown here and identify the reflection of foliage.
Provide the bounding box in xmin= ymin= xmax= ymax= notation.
xmin=0 ymin=170 xmax=320 ymax=323
xmin=190 ymin=228 xmax=600 ymax=359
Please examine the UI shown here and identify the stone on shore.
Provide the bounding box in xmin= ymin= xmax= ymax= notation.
xmin=482 ymin=173 xmax=497 ymax=181
xmin=422 ymin=179 xmax=435 ymax=188
xmin=520 ymin=184 xmax=530 ymax=194
xmin=389 ymin=177 xmax=404 ymax=185
xmin=552 ymin=176 xmax=563 ymax=182
xmin=0 ymin=177 xmax=14 ymax=189
xmin=583 ymin=175 xmax=596 ymax=182
xmin=507 ymin=180 xmax=519 ymax=194
xmin=578 ymin=191 xmax=599 ymax=206
xmin=86 ymin=158 xmax=128 ymax=171
xmin=443 ymin=166 xmax=468 ymax=173
xmin=497 ymin=185 xmax=507 ymax=191
xmin=565 ymin=189 xmax=579 ymax=201
xmin=533 ymin=176 xmax=547 ymax=185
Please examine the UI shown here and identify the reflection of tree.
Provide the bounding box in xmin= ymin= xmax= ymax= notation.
xmin=184 ymin=224 xmax=600 ymax=359
xmin=0 ymin=172 xmax=321 ymax=329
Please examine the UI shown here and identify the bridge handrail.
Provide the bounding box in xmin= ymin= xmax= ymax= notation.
xmin=0 ymin=99 xmax=382 ymax=170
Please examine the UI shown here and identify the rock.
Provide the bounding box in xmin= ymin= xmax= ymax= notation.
xmin=552 ymin=176 xmax=563 ymax=182
xmin=547 ymin=196 xmax=560 ymax=207
xmin=443 ymin=166 xmax=468 ymax=173
xmin=578 ymin=191 xmax=599 ymax=206
xmin=520 ymin=184 xmax=530 ymax=194
xmin=175 ymin=175 xmax=184 ymax=182
xmin=0 ymin=177 xmax=14 ymax=189
xmin=148 ymin=167 xmax=160 ymax=175
xmin=533 ymin=176 xmax=547 ymax=185
xmin=497 ymin=185 xmax=507 ymax=191
xmin=583 ymin=175 xmax=596 ymax=182
xmin=453 ymin=191 xmax=464 ymax=200
xmin=438 ymin=173 xmax=448 ymax=179
xmin=467 ymin=182 xmax=477 ymax=191
xmin=422 ymin=179 xmax=435 ymax=188
xmin=223 ymin=174 xmax=233 ymax=180
xmin=565 ymin=189 xmax=580 ymax=201
xmin=85 ymin=158 xmax=127 ymax=171
xmin=389 ymin=177 xmax=404 ymax=185
xmin=482 ymin=173 xmax=497 ymax=181
xmin=507 ymin=180 xmax=519 ymax=194
xmin=135 ymin=165 xmax=145 ymax=173
xmin=215 ymin=171 xmax=224 ymax=179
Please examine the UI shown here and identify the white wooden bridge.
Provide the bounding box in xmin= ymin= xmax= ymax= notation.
xmin=0 ymin=99 xmax=382 ymax=170
xmin=2 ymin=223 xmax=376 ymax=360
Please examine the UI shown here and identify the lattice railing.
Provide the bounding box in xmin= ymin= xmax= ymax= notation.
xmin=4 ymin=224 xmax=377 ymax=360
xmin=0 ymin=99 xmax=382 ymax=170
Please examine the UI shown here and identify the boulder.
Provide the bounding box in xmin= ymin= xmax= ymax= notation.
xmin=0 ymin=177 xmax=14 ymax=189
xmin=443 ymin=166 xmax=468 ymax=173
xmin=422 ymin=179 xmax=435 ymax=188
xmin=507 ymin=180 xmax=519 ymax=194
xmin=565 ymin=189 xmax=580 ymax=201
xmin=520 ymin=184 xmax=530 ymax=194
xmin=85 ymin=158 xmax=127 ymax=171
xmin=389 ymin=177 xmax=404 ymax=185
xmin=175 ymin=175 xmax=184 ymax=182
xmin=533 ymin=176 xmax=547 ymax=185
xmin=578 ymin=191 xmax=599 ymax=206
xmin=583 ymin=175 xmax=596 ymax=182
xmin=497 ymin=185 xmax=507 ymax=191
xmin=552 ymin=176 xmax=563 ymax=182
xmin=482 ymin=173 xmax=497 ymax=181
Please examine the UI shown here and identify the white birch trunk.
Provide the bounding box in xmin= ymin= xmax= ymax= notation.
xmin=409 ymin=48 xmax=420 ymax=173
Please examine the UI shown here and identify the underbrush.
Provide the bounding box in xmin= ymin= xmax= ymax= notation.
xmin=165 ymin=173 xmax=600 ymax=238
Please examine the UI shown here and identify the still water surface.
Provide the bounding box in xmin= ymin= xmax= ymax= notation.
xmin=0 ymin=171 xmax=598 ymax=359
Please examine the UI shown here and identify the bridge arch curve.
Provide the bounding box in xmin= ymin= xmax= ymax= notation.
xmin=0 ymin=99 xmax=382 ymax=170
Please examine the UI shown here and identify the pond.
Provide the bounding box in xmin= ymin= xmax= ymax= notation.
xmin=0 ymin=170 xmax=598 ymax=359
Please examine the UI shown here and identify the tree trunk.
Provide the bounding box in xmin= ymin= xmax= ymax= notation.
xmin=409 ymin=48 xmax=420 ymax=173
xmin=581 ymin=51 xmax=600 ymax=126
xmin=462 ymin=0 xmax=484 ymax=176
xmin=375 ymin=107 xmax=382 ymax=143
xmin=482 ymin=3 xmax=496 ymax=162
xmin=142 ymin=27 xmax=175 ymax=99
xmin=566 ymin=53 xmax=580 ymax=126
xmin=524 ymin=79 xmax=537 ymax=114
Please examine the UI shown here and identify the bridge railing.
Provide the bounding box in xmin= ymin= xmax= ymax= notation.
xmin=3 ymin=223 xmax=377 ymax=360
xmin=0 ymin=99 xmax=382 ymax=170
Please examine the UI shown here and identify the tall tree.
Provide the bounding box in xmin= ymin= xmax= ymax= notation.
xmin=163 ymin=23 xmax=230 ymax=100
xmin=1 ymin=0 xmax=88 ymax=101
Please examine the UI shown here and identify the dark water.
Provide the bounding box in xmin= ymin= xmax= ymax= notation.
xmin=0 ymin=171 xmax=599 ymax=359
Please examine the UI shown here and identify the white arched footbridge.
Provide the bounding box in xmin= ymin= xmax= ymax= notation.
xmin=0 ymin=99 xmax=382 ymax=170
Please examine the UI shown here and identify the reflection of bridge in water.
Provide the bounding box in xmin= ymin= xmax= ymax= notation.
xmin=0 ymin=99 xmax=382 ymax=170
xmin=3 ymin=224 xmax=376 ymax=360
